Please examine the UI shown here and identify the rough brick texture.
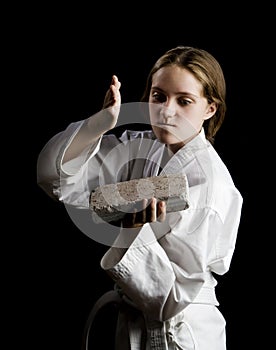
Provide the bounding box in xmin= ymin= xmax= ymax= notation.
xmin=90 ymin=174 xmax=189 ymax=223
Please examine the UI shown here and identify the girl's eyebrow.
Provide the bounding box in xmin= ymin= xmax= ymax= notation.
xmin=151 ymin=86 xmax=200 ymax=99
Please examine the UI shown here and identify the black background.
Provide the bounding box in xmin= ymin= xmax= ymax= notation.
xmin=16 ymin=5 xmax=270 ymax=350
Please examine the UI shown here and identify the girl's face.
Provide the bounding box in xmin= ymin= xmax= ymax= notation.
xmin=149 ymin=65 xmax=216 ymax=153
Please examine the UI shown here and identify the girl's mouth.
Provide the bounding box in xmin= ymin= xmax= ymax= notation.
xmin=156 ymin=122 xmax=176 ymax=127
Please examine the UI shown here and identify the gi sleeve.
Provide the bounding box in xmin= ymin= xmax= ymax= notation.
xmin=100 ymin=186 xmax=243 ymax=322
xmin=37 ymin=120 xmax=102 ymax=203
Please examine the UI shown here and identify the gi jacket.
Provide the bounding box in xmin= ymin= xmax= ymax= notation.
xmin=37 ymin=121 xmax=243 ymax=349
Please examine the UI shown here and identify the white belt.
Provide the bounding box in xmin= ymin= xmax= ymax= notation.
xmin=81 ymin=285 xmax=218 ymax=350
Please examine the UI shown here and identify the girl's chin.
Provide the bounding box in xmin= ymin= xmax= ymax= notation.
xmin=153 ymin=127 xmax=198 ymax=150
xmin=153 ymin=129 xmax=185 ymax=146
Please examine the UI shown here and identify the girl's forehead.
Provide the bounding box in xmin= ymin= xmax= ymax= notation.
xmin=152 ymin=66 xmax=203 ymax=95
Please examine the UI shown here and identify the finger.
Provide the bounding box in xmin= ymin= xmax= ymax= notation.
xmin=103 ymin=89 xmax=114 ymax=109
xmin=141 ymin=198 xmax=148 ymax=223
xmin=135 ymin=199 xmax=148 ymax=224
xmin=112 ymin=75 xmax=121 ymax=89
xmin=110 ymin=85 xmax=121 ymax=105
xmin=148 ymin=197 xmax=157 ymax=222
xmin=122 ymin=209 xmax=137 ymax=228
xmin=157 ymin=201 xmax=166 ymax=222
xmin=103 ymin=76 xmax=120 ymax=107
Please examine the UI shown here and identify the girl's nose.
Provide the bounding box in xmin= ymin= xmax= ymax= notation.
xmin=161 ymin=103 xmax=175 ymax=122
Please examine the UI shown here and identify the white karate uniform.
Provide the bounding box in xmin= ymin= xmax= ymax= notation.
xmin=37 ymin=120 xmax=243 ymax=349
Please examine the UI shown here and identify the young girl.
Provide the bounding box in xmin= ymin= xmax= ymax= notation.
xmin=37 ymin=46 xmax=243 ymax=349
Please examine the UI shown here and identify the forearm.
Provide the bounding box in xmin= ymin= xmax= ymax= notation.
xmin=62 ymin=108 xmax=118 ymax=164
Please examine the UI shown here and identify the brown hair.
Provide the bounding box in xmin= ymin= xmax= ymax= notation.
xmin=141 ymin=46 xmax=226 ymax=144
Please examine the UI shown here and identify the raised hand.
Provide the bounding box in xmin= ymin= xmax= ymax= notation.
xmin=62 ymin=75 xmax=121 ymax=164
xmin=103 ymin=75 xmax=121 ymax=109
xmin=101 ymin=75 xmax=122 ymax=131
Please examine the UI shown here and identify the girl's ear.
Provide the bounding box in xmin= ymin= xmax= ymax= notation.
xmin=204 ymin=102 xmax=217 ymax=120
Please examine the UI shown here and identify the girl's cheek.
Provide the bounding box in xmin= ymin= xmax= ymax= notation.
xmin=149 ymin=104 xmax=163 ymax=124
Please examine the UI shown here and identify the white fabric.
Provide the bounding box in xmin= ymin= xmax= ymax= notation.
xmin=37 ymin=122 xmax=243 ymax=349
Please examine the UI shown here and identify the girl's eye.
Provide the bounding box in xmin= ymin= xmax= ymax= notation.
xmin=151 ymin=92 xmax=166 ymax=103
xmin=179 ymin=98 xmax=192 ymax=106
